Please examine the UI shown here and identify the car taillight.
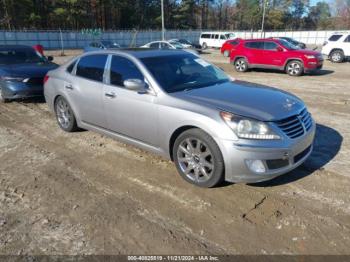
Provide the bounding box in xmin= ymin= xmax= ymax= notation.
xmin=43 ymin=75 xmax=49 ymax=84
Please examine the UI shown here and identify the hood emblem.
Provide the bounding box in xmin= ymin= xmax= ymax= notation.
xmin=283 ymin=98 xmax=297 ymax=111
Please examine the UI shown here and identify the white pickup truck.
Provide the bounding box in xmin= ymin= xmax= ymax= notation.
xmin=322 ymin=32 xmax=350 ymax=63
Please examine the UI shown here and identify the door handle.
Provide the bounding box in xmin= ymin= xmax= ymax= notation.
xmin=65 ymin=84 xmax=74 ymax=90
xmin=105 ymin=92 xmax=116 ymax=98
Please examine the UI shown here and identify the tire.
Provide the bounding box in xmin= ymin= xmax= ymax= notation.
xmin=0 ymin=87 xmax=9 ymax=103
xmin=223 ymin=50 xmax=230 ymax=57
xmin=329 ymin=50 xmax=344 ymax=63
xmin=285 ymin=60 xmax=304 ymax=76
xmin=173 ymin=128 xmax=224 ymax=188
xmin=202 ymin=42 xmax=207 ymax=50
xmin=54 ymin=96 xmax=78 ymax=132
xmin=234 ymin=58 xmax=248 ymax=72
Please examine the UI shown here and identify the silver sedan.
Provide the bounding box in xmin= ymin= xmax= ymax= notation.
xmin=44 ymin=49 xmax=315 ymax=187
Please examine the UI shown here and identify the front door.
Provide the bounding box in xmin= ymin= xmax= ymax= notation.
xmin=262 ymin=41 xmax=284 ymax=67
xmin=103 ymin=55 xmax=158 ymax=146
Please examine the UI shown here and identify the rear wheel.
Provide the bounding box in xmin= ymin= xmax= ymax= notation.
xmin=202 ymin=42 xmax=207 ymax=49
xmin=286 ymin=60 xmax=304 ymax=76
xmin=234 ymin=58 xmax=248 ymax=72
xmin=329 ymin=50 xmax=344 ymax=63
xmin=54 ymin=96 xmax=78 ymax=132
xmin=173 ymin=128 xmax=224 ymax=188
xmin=223 ymin=50 xmax=230 ymax=57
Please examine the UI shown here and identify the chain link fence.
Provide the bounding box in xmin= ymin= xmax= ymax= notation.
xmin=0 ymin=29 xmax=348 ymax=50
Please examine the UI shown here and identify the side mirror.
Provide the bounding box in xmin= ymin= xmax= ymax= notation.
xmin=276 ymin=47 xmax=283 ymax=52
xmin=47 ymin=56 xmax=54 ymax=61
xmin=124 ymin=79 xmax=148 ymax=93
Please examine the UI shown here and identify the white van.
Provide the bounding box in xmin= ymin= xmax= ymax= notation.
xmin=199 ymin=32 xmax=236 ymax=49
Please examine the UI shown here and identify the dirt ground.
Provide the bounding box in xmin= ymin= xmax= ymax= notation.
xmin=0 ymin=49 xmax=349 ymax=255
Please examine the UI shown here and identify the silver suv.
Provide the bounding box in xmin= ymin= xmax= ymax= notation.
xmin=44 ymin=50 xmax=315 ymax=187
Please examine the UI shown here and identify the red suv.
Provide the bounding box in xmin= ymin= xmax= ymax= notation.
xmin=221 ymin=39 xmax=240 ymax=57
xmin=229 ymin=38 xmax=323 ymax=76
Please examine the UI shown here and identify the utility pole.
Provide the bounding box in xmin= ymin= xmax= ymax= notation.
xmin=161 ymin=0 xmax=165 ymax=40
xmin=261 ymin=0 xmax=267 ymax=38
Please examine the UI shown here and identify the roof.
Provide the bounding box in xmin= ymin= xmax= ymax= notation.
xmin=116 ymin=48 xmax=192 ymax=58
xmin=0 ymin=45 xmax=34 ymax=51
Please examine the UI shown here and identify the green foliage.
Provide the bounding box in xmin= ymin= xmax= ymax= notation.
xmin=0 ymin=0 xmax=345 ymax=30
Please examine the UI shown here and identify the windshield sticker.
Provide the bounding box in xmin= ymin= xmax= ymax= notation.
xmin=195 ymin=58 xmax=211 ymax=67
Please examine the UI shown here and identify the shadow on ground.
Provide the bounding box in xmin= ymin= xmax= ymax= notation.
xmin=251 ymin=123 xmax=343 ymax=187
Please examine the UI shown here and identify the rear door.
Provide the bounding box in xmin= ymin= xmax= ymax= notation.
xmin=342 ymin=35 xmax=350 ymax=56
xmin=103 ymin=55 xmax=158 ymax=146
xmin=243 ymin=41 xmax=264 ymax=65
xmin=68 ymin=54 xmax=108 ymax=127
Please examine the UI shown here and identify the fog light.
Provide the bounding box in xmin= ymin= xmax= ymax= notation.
xmin=246 ymin=160 xmax=266 ymax=173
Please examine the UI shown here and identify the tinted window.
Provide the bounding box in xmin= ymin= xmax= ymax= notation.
xmin=329 ymin=35 xmax=342 ymax=41
xmin=244 ymin=42 xmax=263 ymax=49
xmin=220 ymin=35 xmax=226 ymax=40
xmin=263 ymin=42 xmax=278 ymax=50
xmin=0 ymin=47 xmax=46 ymax=64
xmin=76 ymin=55 xmax=107 ymax=82
xmin=228 ymin=40 xmax=239 ymax=46
xmin=149 ymin=43 xmax=159 ymax=48
xmin=344 ymin=35 xmax=350 ymax=42
xmin=201 ymin=34 xmax=210 ymax=39
xmin=214 ymin=34 xmax=219 ymax=39
xmin=67 ymin=60 xmax=77 ymax=73
xmin=110 ymin=56 xmax=144 ymax=87
xmin=160 ymin=42 xmax=171 ymax=49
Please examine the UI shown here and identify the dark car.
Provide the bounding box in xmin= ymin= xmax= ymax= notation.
xmin=0 ymin=45 xmax=58 ymax=102
xmin=273 ymin=37 xmax=306 ymax=49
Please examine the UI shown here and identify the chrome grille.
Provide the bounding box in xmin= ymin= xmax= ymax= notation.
xmin=275 ymin=108 xmax=312 ymax=139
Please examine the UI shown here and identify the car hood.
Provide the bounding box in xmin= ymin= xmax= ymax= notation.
xmin=0 ymin=62 xmax=58 ymax=78
xmin=172 ymin=81 xmax=305 ymax=121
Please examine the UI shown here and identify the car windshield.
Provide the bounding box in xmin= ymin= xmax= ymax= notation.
xmin=179 ymin=39 xmax=192 ymax=45
xmin=141 ymin=54 xmax=229 ymax=93
xmin=169 ymin=41 xmax=184 ymax=49
xmin=0 ymin=48 xmax=46 ymax=64
xmin=278 ymin=39 xmax=300 ymax=50
xmin=101 ymin=41 xmax=120 ymax=48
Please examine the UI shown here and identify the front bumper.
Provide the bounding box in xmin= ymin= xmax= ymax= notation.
xmin=219 ymin=122 xmax=316 ymax=183
xmin=0 ymin=81 xmax=44 ymax=100
xmin=304 ymin=60 xmax=323 ymax=72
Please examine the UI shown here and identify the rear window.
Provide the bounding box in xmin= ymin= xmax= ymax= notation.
xmin=244 ymin=41 xmax=263 ymax=49
xmin=201 ymin=34 xmax=211 ymax=39
xmin=76 ymin=54 xmax=108 ymax=82
xmin=66 ymin=60 xmax=77 ymax=73
xmin=328 ymin=35 xmax=343 ymax=41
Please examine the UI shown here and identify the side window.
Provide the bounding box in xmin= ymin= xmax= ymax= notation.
xmin=329 ymin=35 xmax=342 ymax=41
xmin=263 ymin=42 xmax=278 ymax=50
xmin=160 ymin=42 xmax=171 ymax=49
xmin=110 ymin=56 xmax=144 ymax=87
xmin=76 ymin=54 xmax=108 ymax=82
xmin=214 ymin=34 xmax=219 ymax=39
xmin=149 ymin=42 xmax=159 ymax=48
xmin=245 ymin=41 xmax=263 ymax=49
xmin=344 ymin=35 xmax=350 ymax=42
xmin=220 ymin=35 xmax=226 ymax=40
xmin=201 ymin=34 xmax=210 ymax=39
xmin=66 ymin=59 xmax=77 ymax=74
xmin=229 ymin=40 xmax=239 ymax=46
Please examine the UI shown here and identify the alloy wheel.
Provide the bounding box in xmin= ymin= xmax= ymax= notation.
xmin=332 ymin=52 xmax=341 ymax=62
xmin=287 ymin=62 xmax=301 ymax=75
xmin=56 ymin=98 xmax=72 ymax=129
xmin=235 ymin=60 xmax=246 ymax=71
xmin=177 ymin=137 xmax=214 ymax=183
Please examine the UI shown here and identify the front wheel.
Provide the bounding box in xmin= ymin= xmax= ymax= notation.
xmin=286 ymin=60 xmax=304 ymax=76
xmin=54 ymin=96 xmax=78 ymax=132
xmin=329 ymin=50 xmax=344 ymax=63
xmin=173 ymin=128 xmax=224 ymax=188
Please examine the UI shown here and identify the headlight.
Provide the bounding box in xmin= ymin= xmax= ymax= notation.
xmin=304 ymin=55 xmax=316 ymax=59
xmin=0 ymin=76 xmax=27 ymax=82
xmin=220 ymin=111 xmax=280 ymax=140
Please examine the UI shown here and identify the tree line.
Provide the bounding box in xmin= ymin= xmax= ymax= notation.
xmin=0 ymin=0 xmax=349 ymax=31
